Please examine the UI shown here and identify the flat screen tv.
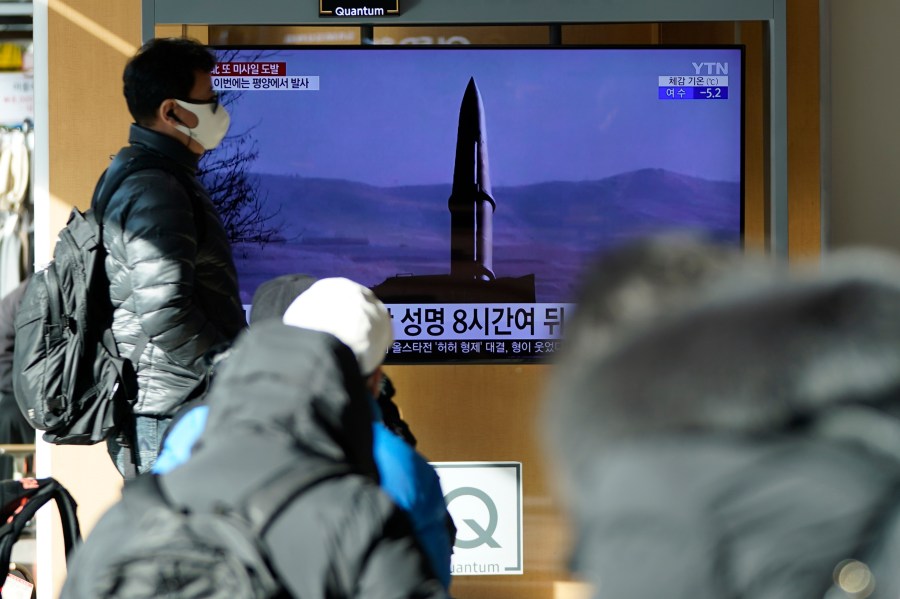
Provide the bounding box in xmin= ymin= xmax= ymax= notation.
xmin=205 ymin=45 xmax=744 ymax=364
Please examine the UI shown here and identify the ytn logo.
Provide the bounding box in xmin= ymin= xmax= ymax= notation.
xmin=692 ymin=62 xmax=729 ymax=75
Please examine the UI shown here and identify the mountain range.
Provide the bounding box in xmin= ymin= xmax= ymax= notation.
xmin=232 ymin=167 xmax=741 ymax=303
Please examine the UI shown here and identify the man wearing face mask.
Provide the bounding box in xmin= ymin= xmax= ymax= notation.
xmin=97 ymin=37 xmax=245 ymax=475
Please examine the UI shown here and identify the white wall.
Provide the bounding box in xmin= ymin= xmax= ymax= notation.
xmin=828 ymin=0 xmax=900 ymax=253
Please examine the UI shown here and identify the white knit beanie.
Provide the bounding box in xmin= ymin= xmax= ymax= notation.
xmin=282 ymin=277 xmax=393 ymax=376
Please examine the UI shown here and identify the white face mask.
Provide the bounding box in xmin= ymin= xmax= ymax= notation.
xmin=173 ymin=98 xmax=230 ymax=151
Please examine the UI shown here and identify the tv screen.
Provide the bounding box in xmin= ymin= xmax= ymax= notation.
xmin=206 ymin=45 xmax=743 ymax=364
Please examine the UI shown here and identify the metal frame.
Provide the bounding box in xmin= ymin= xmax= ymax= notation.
xmin=142 ymin=0 xmax=789 ymax=257
xmin=0 ymin=4 xmax=33 ymax=17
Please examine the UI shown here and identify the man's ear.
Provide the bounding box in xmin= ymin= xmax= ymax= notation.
xmin=159 ymin=99 xmax=182 ymax=125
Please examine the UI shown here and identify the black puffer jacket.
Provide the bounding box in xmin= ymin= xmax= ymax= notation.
xmin=100 ymin=125 xmax=245 ymax=415
xmin=545 ymin=250 xmax=900 ymax=599
xmin=60 ymin=322 xmax=445 ymax=599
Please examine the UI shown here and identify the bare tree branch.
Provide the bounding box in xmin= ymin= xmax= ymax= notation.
xmin=201 ymin=49 xmax=285 ymax=247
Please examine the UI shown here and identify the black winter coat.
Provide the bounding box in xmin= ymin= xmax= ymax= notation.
xmin=100 ymin=125 xmax=245 ymax=415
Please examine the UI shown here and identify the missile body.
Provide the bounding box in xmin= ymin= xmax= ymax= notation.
xmin=448 ymin=77 xmax=496 ymax=282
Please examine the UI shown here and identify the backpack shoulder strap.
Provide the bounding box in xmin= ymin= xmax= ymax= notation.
xmin=155 ymin=460 xmax=351 ymax=538
xmin=241 ymin=461 xmax=352 ymax=538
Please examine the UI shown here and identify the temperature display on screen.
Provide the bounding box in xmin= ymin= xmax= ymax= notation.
xmin=658 ymin=86 xmax=729 ymax=100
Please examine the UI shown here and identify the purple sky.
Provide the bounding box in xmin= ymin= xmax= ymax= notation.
xmin=213 ymin=47 xmax=743 ymax=188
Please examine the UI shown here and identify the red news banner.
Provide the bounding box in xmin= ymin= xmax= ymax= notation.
xmin=212 ymin=62 xmax=319 ymax=91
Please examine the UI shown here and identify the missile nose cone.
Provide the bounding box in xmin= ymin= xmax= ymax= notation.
xmin=459 ymin=78 xmax=485 ymax=140
xmin=465 ymin=76 xmax=478 ymax=95
xmin=453 ymin=77 xmax=492 ymax=197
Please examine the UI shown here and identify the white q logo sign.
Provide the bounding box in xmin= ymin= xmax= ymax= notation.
xmin=444 ymin=487 xmax=501 ymax=549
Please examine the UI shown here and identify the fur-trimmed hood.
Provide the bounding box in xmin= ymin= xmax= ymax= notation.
xmin=547 ymin=249 xmax=900 ymax=451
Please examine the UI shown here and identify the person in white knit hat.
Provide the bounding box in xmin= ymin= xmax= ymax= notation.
xmin=283 ymin=277 xmax=453 ymax=590
xmin=149 ymin=276 xmax=453 ymax=588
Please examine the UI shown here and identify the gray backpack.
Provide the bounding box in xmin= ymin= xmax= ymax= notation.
xmin=89 ymin=462 xmax=348 ymax=598
xmin=12 ymin=149 xmax=198 ymax=476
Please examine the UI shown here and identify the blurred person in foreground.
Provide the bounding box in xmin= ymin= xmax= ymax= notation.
xmin=60 ymin=292 xmax=447 ymax=597
xmin=151 ymin=275 xmax=448 ymax=587
xmin=543 ymin=235 xmax=900 ymax=598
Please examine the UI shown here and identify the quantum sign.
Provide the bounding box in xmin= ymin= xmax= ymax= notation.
xmin=432 ymin=462 xmax=523 ymax=576
xmin=320 ymin=0 xmax=399 ymax=17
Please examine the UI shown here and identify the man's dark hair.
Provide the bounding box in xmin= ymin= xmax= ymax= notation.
xmin=123 ymin=37 xmax=216 ymax=126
